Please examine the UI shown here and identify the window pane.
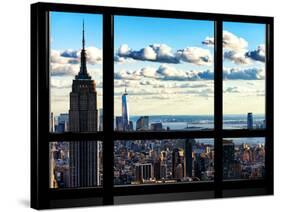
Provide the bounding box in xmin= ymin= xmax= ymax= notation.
xmin=49 ymin=141 xmax=103 ymax=188
xmin=114 ymin=16 xmax=214 ymax=131
xmin=49 ymin=12 xmax=103 ymax=132
xmin=223 ymin=137 xmax=265 ymax=180
xmin=223 ymin=22 xmax=266 ymax=129
xmin=114 ymin=139 xmax=214 ymax=185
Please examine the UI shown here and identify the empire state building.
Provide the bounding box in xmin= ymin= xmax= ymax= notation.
xmin=68 ymin=22 xmax=98 ymax=187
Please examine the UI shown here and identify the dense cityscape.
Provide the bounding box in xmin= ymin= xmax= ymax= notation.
xmin=114 ymin=139 xmax=214 ymax=185
xmin=49 ymin=84 xmax=266 ymax=187
xmin=223 ymin=138 xmax=265 ymax=180
xmin=49 ymin=22 xmax=266 ymax=189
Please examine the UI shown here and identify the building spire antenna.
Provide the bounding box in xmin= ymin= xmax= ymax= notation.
xmin=124 ymin=81 xmax=127 ymax=94
xmin=75 ymin=19 xmax=91 ymax=80
xmin=82 ymin=19 xmax=85 ymax=50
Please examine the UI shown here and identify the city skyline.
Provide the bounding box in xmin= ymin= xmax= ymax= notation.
xmin=50 ymin=12 xmax=266 ymax=117
xmin=48 ymin=14 xmax=265 ymax=188
xmin=114 ymin=137 xmax=265 ymax=185
xmin=50 ymin=20 xmax=101 ymax=188
xmin=114 ymin=139 xmax=215 ymax=185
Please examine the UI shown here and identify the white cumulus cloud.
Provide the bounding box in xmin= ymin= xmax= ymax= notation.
xmin=116 ymin=44 xmax=212 ymax=65
xmin=202 ymin=31 xmax=265 ymax=65
xmin=176 ymin=47 xmax=212 ymax=66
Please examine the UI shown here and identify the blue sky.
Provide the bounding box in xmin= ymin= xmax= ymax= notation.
xmin=50 ymin=12 xmax=103 ymax=116
xmin=50 ymin=12 xmax=266 ymax=117
xmin=50 ymin=12 xmax=102 ymax=50
xmin=223 ymin=22 xmax=265 ymax=69
xmin=222 ymin=22 xmax=265 ymax=116
xmin=223 ymin=22 xmax=265 ymax=49
xmin=50 ymin=13 xmax=264 ymax=55
xmin=114 ymin=16 xmax=215 ymax=73
xmin=115 ymin=16 xmax=214 ymax=50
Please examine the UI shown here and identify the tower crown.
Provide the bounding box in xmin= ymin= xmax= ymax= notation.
xmin=76 ymin=20 xmax=91 ymax=80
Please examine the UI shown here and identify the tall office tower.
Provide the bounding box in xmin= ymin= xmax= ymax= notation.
xmin=199 ymin=156 xmax=206 ymax=173
xmin=247 ymin=112 xmax=253 ymax=129
xmin=172 ymin=148 xmax=182 ymax=179
xmin=121 ymin=88 xmax=130 ymax=131
xmin=194 ymin=153 xmax=202 ymax=179
xmin=153 ymin=158 xmax=161 ymax=180
xmin=49 ymin=142 xmax=58 ymax=188
xmin=160 ymin=151 xmax=167 ymax=161
xmin=150 ymin=122 xmax=163 ymax=131
xmin=175 ymin=164 xmax=184 ymax=179
xmin=97 ymin=141 xmax=103 ymax=186
xmin=115 ymin=116 xmax=123 ymax=131
xmin=223 ymin=139 xmax=235 ymax=179
xmin=68 ymin=22 xmax=98 ymax=187
xmin=50 ymin=112 xmax=54 ymax=132
xmin=56 ymin=113 xmax=69 ymax=133
xmin=136 ymin=116 xmax=149 ymax=131
xmin=128 ymin=120 xmax=134 ymax=131
xmin=160 ymin=163 xmax=167 ymax=179
xmin=134 ymin=163 xmax=153 ymax=183
xmin=98 ymin=108 xmax=103 ymax=131
xmin=232 ymin=160 xmax=241 ymax=179
xmin=184 ymin=139 xmax=195 ymax=178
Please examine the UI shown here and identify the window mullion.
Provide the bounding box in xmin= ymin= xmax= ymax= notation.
xmin=102 ymin=12 xmax=114 ymax=205
xmin=214 ymin=19 xmax=223 ymax=198
xmin=265 ymin=22 xmax=274 ymax=194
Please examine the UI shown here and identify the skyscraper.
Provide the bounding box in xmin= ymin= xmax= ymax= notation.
xmin=172 ymin=148 xmax=183 ymax=179
xmin=68 ymin=22 xmax=98 ymax=187
xmin=50 ymin=112 xmax=54 ymax=132
xmin=122 ymin=88 xmax=130 ymax=131
xmin=160 ymin=163 xmax=167 ymax=179
xmin=150 ymin=122 xmax=163 ymax=131
xmin=194 ymin=153 xmax=202 ymax=179
xmin=184 ymin=139 xmax=195 ymax=178
xmin=223 ymin=139 xmax=235 ymax=179
xmin=128 ymin=120 xmax=134 ymax=131
xmin=56 ymin=113 xmax=69 ymax=133
xmin=136 ymin=116 xmax=149 ymax=131
xmin=175 ymin=164 xmax=184 ymax=179
xmin=115 ymin=116 xmax=123 ymax=131
xmin=49 ymin=142 xmax=58 ymax=188
xmin=247 ymin=112 xmax=253 ymax=129
xmin=153 ymin=158 xmax=161 ymax=180
xmin=134 ymin=163 xmax=153 ymax=183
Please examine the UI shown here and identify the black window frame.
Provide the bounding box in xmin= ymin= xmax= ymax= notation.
xmin=31 ymin=2 xmax=274 ymax=209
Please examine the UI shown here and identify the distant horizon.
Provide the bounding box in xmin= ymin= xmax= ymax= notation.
xmin=51 ymin=111 xmax=265 ymax=118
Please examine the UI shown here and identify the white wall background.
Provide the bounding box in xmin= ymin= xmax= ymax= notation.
xmin=0 ymin=0 xmax=279 ymax=211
